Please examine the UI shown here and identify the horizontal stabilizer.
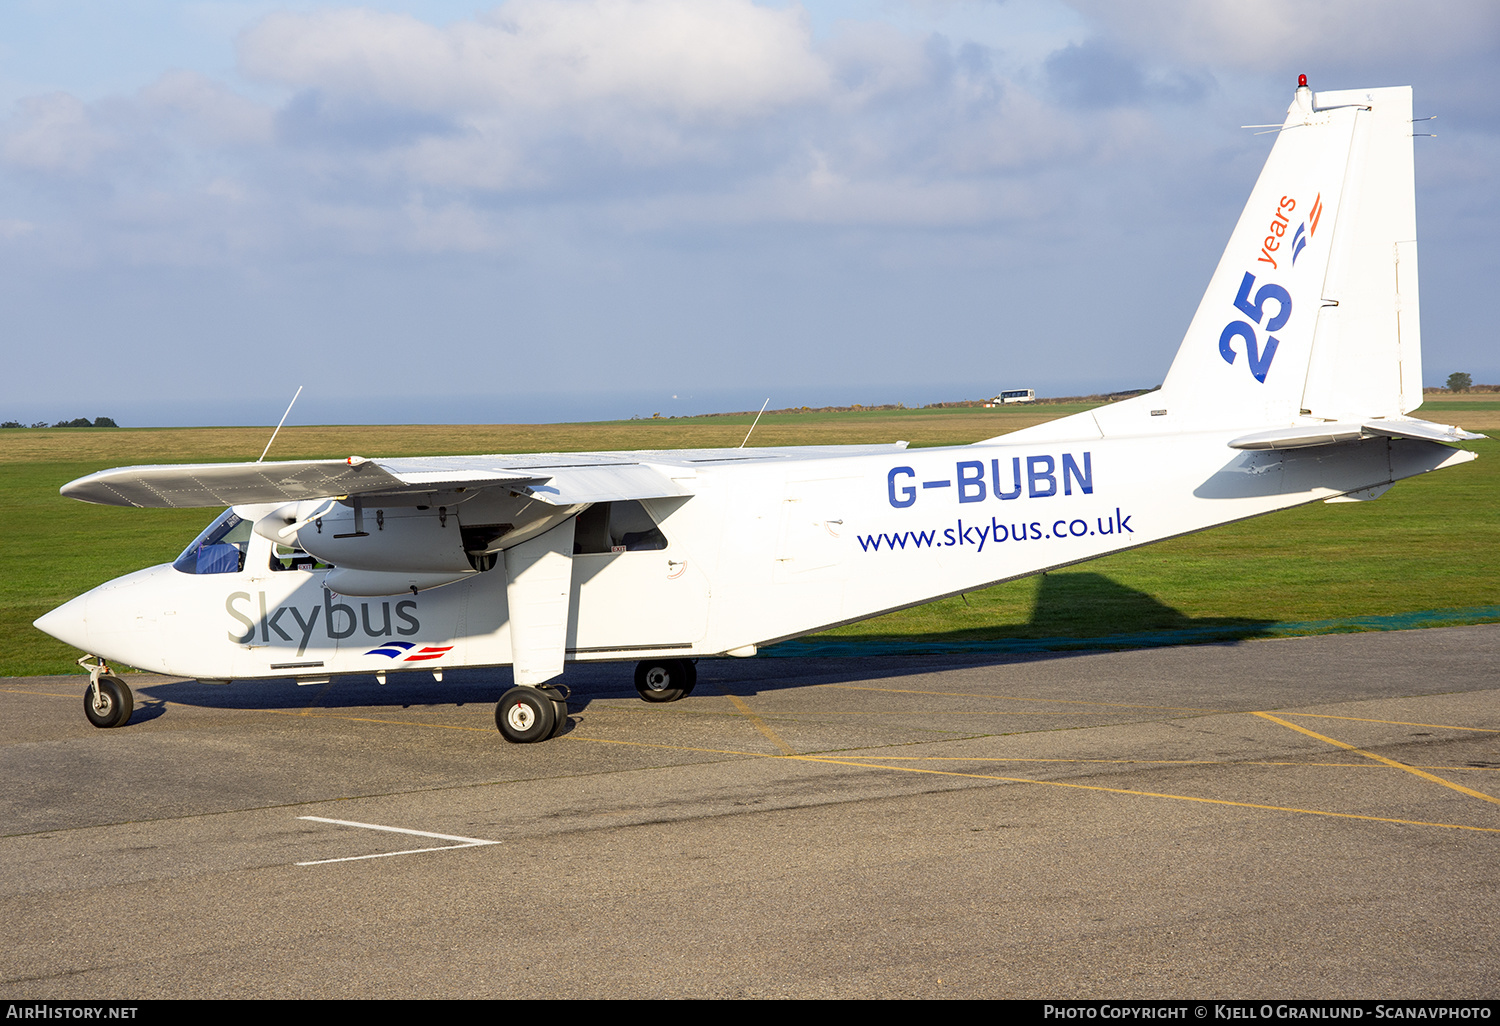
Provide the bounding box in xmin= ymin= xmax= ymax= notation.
xmin=1229 ymin=417 xmax=1484 ymax=451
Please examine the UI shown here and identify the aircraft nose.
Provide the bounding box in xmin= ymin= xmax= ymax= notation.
xmin=34 ymin=593 xmax=90 ymax=652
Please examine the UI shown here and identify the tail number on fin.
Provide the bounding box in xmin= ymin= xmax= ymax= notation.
xmin=1219 ymin=271 xmax=1292 ymax=384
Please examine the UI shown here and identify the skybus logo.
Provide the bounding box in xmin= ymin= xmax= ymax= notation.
xmin=225 ymin=591 xmax=422 ymax=657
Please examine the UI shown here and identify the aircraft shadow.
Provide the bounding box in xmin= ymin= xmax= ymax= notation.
xmin=129 ymin=572 xmax=1274 ymax=715
xmin=774 ymin=572 xmax=1276 ymax=654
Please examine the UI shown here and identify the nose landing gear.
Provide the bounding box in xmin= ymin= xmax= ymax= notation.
xmin=493 ymin=658 xmax=697 ymax=744
xmin=80 ymin=655 xmax=133 ymax=728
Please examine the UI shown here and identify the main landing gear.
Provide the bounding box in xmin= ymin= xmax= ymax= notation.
xmin=633 ymin=658 xmax=696 ymax=703
xmin=80 ymin=655 xmax=133 ymax=728
xmin=492 ymin=659 xmax=697 ymax=743
xmin=495 ymin=685 xmax=570 ymax=743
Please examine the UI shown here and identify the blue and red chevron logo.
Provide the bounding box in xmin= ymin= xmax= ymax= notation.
xmin=365 ymin=642 xmax=453 ymax=662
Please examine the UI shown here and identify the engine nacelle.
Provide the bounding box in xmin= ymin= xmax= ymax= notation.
xmin=252 ymin=492 xmax=585 ymax=574
xmin=285 ymin=504 xmax=472 ymax=573
xmin=323 ymin=568 xmax=474 ymax=596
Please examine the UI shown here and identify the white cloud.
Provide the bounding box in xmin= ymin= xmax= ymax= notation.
xmin=1 ymin=1 xmax=1497 ymax=416
xmin=1063 ymin=0 xmax=1500 ymax=69
xmin=1 ymin=92 xmax=122 ymax=174
xmin=138 ymin=70 xmax=274 ymax=146
xmin=7 ymin=0 xmax=1494 ymax=266
xmin=239 ymin=0 xmax=831 ymax=119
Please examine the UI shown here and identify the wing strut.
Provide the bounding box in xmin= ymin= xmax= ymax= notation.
xmin=503 ymin=518 xmax=576 ymax=686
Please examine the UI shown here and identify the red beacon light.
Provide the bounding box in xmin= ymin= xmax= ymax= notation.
xmin=1298 ymin=74 xmax=1308 ymax=88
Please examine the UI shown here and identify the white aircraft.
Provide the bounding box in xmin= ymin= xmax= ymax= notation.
xmin=37 ymin=78 xmax=1481 ymax=743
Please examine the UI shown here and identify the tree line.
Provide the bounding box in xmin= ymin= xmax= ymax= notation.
xmin=2 ymin=417 xmax=119 ymax=428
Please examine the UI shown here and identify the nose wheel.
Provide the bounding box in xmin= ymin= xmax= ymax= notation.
xmin=82 ymin=665 xmax=133 ymax=729
xmin=633 ymin=659 xmax=696 ymax=703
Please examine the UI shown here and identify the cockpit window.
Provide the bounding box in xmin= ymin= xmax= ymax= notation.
xmin=173 ymin=509 xmax=252 ymax=575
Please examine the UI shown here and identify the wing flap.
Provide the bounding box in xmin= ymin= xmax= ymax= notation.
xmin=517 ymin=463 xmax=687 ymax=505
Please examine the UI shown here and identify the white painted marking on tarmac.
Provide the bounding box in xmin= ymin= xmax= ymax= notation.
xmin=296 ymin=815 xmax=499 ymax=866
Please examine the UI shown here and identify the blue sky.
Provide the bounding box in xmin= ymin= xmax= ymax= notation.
xmin=2 ymin=0 xmax=1496 ymax=427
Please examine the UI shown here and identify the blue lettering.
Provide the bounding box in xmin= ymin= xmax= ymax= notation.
xmin=888 ymin=466 xmax=916 ymax=508
xmin=1220 ymin=320 xmax=1255 ymax=367
xmin=855 ymin=509 xmax=1135 ymax=556
xmin=1248 ymin=335 xmax=1279 ymax=383
xmin=1234 ymin=271 xmax=1292 ymax=332
xmin=1027 ymin=456 xmax=1056 ymax=498
xmin=956 ymin=461 xmax=986 ymax=503
xmin=992 ymin=457 xmax=1022 ymax=500
xmin=1062 ymin=452 xmax=1093 ymax=495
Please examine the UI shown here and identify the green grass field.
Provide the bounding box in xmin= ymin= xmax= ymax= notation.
xmin=2 ymin=399 xmax=1494 ymax=676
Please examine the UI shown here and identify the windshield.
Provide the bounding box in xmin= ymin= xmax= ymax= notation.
xmin=172 ymin=509 xmax=252 ymax=575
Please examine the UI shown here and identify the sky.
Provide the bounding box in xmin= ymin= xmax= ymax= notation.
xmin=1 ymin=0 xmax=1496 ymax=427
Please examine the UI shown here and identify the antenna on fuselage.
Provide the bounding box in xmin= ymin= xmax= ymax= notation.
xmin=740 ymin=398 xmax=771 ymax=448
xmin=258 ymin=385 xmax=304 ymax=463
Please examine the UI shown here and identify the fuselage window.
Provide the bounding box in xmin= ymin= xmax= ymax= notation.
xmin=172 ymin=509 xmax=253 ymax=575
xmin=573 ymin=500 xmax=668 ymax=554
xmin=270 ymin=544 xmax=329 ymax=572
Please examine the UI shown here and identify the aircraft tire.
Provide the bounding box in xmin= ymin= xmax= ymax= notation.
xmin=633 ymin=659 xmax=695 ymax=703
xmin=541 ymin=686 xmax=569 ymax=738
xmin=496 ymin=686 xmax=556 ymax=743
xmin=84 ymin=675 xmax=133 ymax=729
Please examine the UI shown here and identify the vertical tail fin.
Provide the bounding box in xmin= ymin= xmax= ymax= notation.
xmin=1157 ymin=81 xmax=1420 ymax=430
xmin=989 ymin=80 xmax=1426 ymax=447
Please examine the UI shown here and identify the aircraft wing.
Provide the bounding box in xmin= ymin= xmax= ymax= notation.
xmin=60 ymin=455 xmax=687 ymax=509
xmin=1228 ymin=418 xmax=1484 ymax=451
xmin=60 ymin=442 xmax=913 ymax=509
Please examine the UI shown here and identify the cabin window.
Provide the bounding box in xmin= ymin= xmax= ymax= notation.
xmin=172 ymin=509 xmax=253 ymax=575
xmin=270 ymin=544 xmax=330 ymax=572
xmin=573 ymin=500 xmax=668 ymax=554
